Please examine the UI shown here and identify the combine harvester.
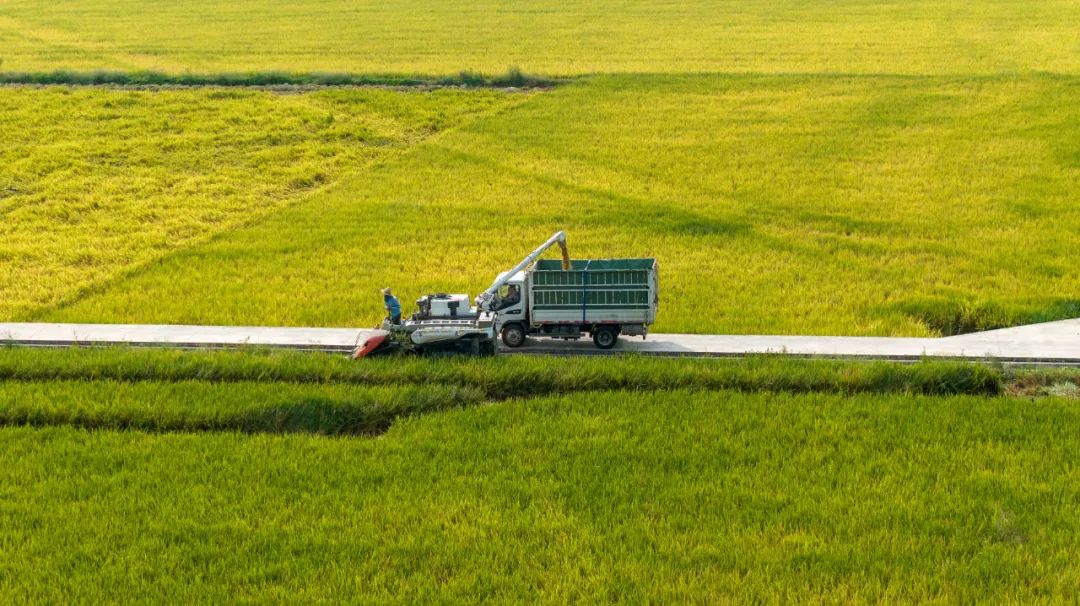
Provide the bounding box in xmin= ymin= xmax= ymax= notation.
xmin=355 ymin=231 xmax=659 ymax=357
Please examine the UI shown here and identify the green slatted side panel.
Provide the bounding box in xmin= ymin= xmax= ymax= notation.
xmin=532 ymin=269 xmax=649 ymax=287
xmin=531 ymin=268 xmax=652 ymax=311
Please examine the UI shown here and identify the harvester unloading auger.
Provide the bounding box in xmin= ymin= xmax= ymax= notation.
xmin=353 ymin=231 xmax=658 ymax=358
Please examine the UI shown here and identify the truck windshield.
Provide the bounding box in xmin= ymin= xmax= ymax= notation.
xmin=497 ymin=284 xmax=521 ymax=310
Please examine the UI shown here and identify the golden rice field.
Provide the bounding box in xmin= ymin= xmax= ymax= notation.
xmin=0 ymin=0 xmax=1078 ymax=76
xmin=31 ymin=74 xmax=1080 ymax=336
xmin=0 ymin=86 xmax=520 ymax=319
xmin=3 ymin=1 xmax=1078 ymax=334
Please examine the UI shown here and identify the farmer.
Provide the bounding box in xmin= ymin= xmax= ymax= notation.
xmin=381 ymin=287 xmax=402 ymax=324
xmin=498 ymin=284 xmax=521 ymax=310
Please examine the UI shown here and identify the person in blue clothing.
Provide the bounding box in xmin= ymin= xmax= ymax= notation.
xmin=496 ymin=284 xmax=521 ymax=310
xmin=381 ymin=287 xmax=402 ymax=324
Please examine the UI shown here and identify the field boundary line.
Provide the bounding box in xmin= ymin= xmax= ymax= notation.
xmin=0 ymin=69 xmax=566 ymax=89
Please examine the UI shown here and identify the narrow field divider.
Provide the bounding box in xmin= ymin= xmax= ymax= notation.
xmin=0 ymin=68 xmax=560 ymax=88
xmin=0 ymin=380 xmax=484 ymax=436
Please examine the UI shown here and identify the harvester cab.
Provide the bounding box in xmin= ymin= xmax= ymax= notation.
xmin=412 ymin=293 xmax=474 ymax=321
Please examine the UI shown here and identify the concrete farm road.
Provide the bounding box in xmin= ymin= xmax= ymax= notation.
xmin=2 ymin=319 xmax=1079 ymax=365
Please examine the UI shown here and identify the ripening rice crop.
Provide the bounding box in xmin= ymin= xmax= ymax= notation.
xmin=0 ymin=0 xmax=1078 ymax=76
xmin=0 ymin=86 xmax=520 ymax=319
xmin=47 ymin=74 xmax=1080 ymax=335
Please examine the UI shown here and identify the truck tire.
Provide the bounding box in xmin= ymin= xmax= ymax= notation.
xmin=592 ymin=326 xmax=618 ymax=349
xmin=501 ymin=324 xmax=526 ymax=348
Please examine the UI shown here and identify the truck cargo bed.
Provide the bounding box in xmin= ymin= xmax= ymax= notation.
xmin=528 ymin=258 xmax=658 ymax=326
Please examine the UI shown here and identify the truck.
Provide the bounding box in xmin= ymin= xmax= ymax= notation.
xmin=475 ymin=232 xmax=659 ymax=350
xmin=354 ymin=231 xmax=658 ymax=357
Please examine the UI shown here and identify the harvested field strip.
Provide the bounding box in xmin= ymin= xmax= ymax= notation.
xmin=0 ymin=347 xmax=1004 ymax=397
xmin=0 ymin=86 xmax=521 ymax=320
xmin=0 ymin=380 xmax=483 ymax=436
xmin=1006 ymin=366 xmax=1080 ymax=398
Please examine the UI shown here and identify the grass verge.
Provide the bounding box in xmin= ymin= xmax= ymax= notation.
xmin=0 ymin=346 xmax=1003 ymax=397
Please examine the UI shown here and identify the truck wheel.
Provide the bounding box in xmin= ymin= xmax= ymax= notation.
xmin=592 ymin=326 xmax=618 ymax=349
xmin=501 ymin=324 xmax=526 ymax=348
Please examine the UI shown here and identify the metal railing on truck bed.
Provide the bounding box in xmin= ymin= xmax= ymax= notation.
xmin=529 ymin=258 xmax=658 ymax=322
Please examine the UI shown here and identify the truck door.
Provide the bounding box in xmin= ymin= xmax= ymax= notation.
xmin=493 ymin=281 xmax=526 ymax=329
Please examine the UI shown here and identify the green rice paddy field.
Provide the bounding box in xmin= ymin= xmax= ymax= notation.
xmin=0 ymin=349 xmax=1077 ymax=602
xmin=4 ymin=389 xmax=1080 ymax=603
xmin=2 ymin=0 xmax=1080 ymax=601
